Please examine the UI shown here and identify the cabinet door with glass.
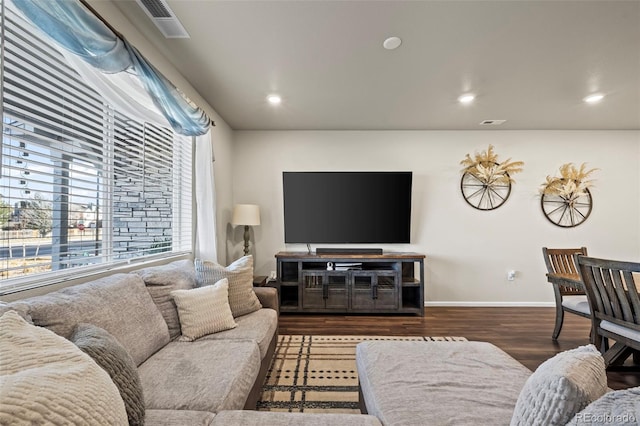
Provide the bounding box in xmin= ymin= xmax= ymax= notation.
xmin=375 ymin=271 xmax=400 ymax=310
xmin=351 ymin=272 xmax=376 ymax=310
xmin=324 ymin=272 xmax=349 ymax=309
xmin=302 ymin=271 xmax=324 ymax=309
xmin=351 ymin=270 xmax=399 ymax=311
xmin=301 ymin=271 xmax=348 ymax=310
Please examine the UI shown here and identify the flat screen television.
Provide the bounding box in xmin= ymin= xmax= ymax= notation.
xmin=283 ymin=171 xmax=412 ymax=244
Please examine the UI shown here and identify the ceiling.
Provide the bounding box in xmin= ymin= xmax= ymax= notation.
xmin=109 ymin=0 xmax=640 ymax=131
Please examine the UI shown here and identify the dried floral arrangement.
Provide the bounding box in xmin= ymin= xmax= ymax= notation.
xmin=541 ymin=163 xmax=598 ymax=197
xmin=460 ymin=145 xmax=524 ymax=185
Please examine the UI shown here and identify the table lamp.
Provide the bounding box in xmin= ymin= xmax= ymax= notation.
xmin=232 ymin=204 xmax=261 ymax=256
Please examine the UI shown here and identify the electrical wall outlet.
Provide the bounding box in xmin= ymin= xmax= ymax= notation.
xmin=507 ymin=270 xmax=516 ymax=281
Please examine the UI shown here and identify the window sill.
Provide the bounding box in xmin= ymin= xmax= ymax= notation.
xmin=0 ymin=252 xmax=192 ymax=301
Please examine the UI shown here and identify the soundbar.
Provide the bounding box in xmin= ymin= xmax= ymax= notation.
xmin=316 ymin=248 xmax=383 ymax=255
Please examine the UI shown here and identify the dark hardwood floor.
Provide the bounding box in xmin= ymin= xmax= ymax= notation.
xmin=278 ymin=307 xmax=640 ymax=390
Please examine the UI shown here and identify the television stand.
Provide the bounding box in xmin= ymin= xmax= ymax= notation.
xmin=274 ymin=251 xmax=425 ymax=316
xmin=316 ymin=248 xmax=383 ymax=255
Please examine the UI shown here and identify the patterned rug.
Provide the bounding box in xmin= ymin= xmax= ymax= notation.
xmin=257 ymin=335 xmax=468 ymax=413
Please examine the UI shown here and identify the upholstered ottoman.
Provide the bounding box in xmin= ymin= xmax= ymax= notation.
xmin=356 ymin=341 xmax=532 ymax=426
xmin=211 ymin=410 xmax=383 ymax=425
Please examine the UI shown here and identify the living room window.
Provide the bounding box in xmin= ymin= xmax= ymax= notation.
xmin=0 ymin=1 xmax=193 ymax=294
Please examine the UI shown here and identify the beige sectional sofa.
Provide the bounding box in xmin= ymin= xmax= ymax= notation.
xmin=2 ymin=258 xmax=385 ymax=426
xmin=3 ymin=259 xmax=278 ymax=424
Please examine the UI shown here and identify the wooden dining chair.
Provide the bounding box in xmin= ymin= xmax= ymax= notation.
xmin=542 ymin=247 xmax=590 ymax=340
xmin=575 ymin=255 xmax=640 ymax=368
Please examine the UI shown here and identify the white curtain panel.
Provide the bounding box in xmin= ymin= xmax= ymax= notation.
xmin=195 ymin=132 xmax=218 ymax=261
xmin=63 ymin=50 xmax=218 ymax=260
xmin=62 ymin=51 xmax=170 ymax=127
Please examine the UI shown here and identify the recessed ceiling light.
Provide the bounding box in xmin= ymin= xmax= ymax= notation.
xmin=583 ymin=93 xmax=604 ymax=104
xmin=458 ymin=94 xmax=475 ymax=104
xmin=267 ymin=94 xmax=282 ymax=105
xmin=383 ymin=36 xmax=402 ymax=50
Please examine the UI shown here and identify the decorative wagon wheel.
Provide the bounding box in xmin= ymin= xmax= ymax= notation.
xmin=460 ymin=163 xmax=512 ymax=211
xmin=540 ymin=184 xmax=592 ymax=228
xmin=459 ymin=145 xmax=523 ymax=211
xmin=539 ymin=164 xmax=597 ymax=228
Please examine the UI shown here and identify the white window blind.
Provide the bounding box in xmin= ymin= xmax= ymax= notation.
xmin=0 ymin=1 xmax=193 ymax=294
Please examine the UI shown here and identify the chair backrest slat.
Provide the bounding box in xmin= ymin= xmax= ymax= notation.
xmin=543 ymin=247 xmax=588 ymax=275
xmin=562 ymin=254 xmax=576 ymax=275
xmin=623 ymin=271 xmax=640 ymax=322
xmin=543 ymin=247 xmax=588 ymax=295
xmin=590 ymin=265 xmax=611 ymax=317
xmin=576 ymin=256 xmax=640 ymax=329
xmin=611 ymin=270 xmax=633 ymax=322
xmin=604 ymin=269 xmax=627 ymax=319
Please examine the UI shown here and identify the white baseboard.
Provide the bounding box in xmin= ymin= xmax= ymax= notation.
xmin=424 ymin=301 xmax=555 ymax=308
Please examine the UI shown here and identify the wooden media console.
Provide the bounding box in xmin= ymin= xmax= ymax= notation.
xmin=274 ymin=251 xmax=425 ymax=316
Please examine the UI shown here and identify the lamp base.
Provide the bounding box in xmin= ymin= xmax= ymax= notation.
xmin=243 ymin=225 xmax=251 ymax=256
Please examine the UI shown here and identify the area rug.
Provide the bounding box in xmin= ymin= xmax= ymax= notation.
xmin=257 ymin=334 xmax=468 ymax=413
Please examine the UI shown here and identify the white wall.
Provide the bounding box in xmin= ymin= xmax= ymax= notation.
xmin=231 ymin=130 xmax=640 ymax=305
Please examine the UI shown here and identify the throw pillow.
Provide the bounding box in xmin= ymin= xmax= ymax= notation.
xmin=195 ymin=256 xmax=262 ymax=317
xmin=71 ymin=323 xmax=145 ymax=426
xmin=511 ymin=344 xmax=607 ymax=426
xmin=568 ymin=386 xmax=640 ymax=425
xmin=133 ymin=259 xmax=196 ymax=340
xmin=0 ymin=311 xmax=127 ymax=425
xmin=171 ymin=278 xmax=237 ymax=341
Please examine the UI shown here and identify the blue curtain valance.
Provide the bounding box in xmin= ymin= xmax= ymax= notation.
xmin=12 ymin=0 xmax=211 ymax=136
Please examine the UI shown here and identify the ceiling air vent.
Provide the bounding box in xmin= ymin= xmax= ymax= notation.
xmin=479 ymin=119 xmax=507 ymax=126
xmin=135 ymin=0 xmax=190 ymax=39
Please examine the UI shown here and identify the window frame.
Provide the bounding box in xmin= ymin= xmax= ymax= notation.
xmin=0 ymin=0 xmax=195 ymax=295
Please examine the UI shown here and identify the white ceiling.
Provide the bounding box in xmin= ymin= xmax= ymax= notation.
xmin=110 ymin=0 xmax=640 ymax=131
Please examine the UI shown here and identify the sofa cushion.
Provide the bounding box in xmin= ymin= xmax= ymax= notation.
xmin=71 ymin=323 xmax=145 ymax=426
xmin=356 ymin=341 xmax=532 ymax=426
xmin=198 ymin=307 xmax=277 ymax=359
xmin=211 ymin=411 xmax=383 ymax=426
xmin=138 ymin=340 xmax=261 ymax=412
xmin=0 ymin=301 xmax=32 ymax=323
xmin=195 ymin=256 xmax=262 ymax=317
xmin=0 ymin=311 xmax=127 ymax=425
xmin=20 ymin=273 xmax=170 ymax=366
xmin=199 ymin=308 xmax=278 ymax=359
xmin=134 ymin=259 xmax=196 ymax=340
xmin=511 ymin=344 xmax=607 ymax=426
xmin=171 ymin=279 xmax=237 ymax=341
xmin=145 ymin=409 xmax=215 ymax=426
xmin=253 ymin=286 xmax=279 ymax=312
xmin=568 ymin=386 xmax=640 ymax=425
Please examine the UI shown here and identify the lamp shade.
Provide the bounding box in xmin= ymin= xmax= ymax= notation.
xmin=232 ymin=204 xmax=261 ymax=226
